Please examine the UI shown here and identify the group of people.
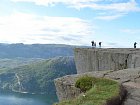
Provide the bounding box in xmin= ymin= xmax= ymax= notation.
xmin=91 ymin=41 xmax=102 ymax=48
xmin=91 ymin=41 xmax=138 ymax=48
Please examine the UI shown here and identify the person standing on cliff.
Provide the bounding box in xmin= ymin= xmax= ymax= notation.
xmin=134 ymin=42 xmax=137 ymax=48
xmin=99 ymin=42 xmax=102 ymax=48
xmin=91 ymin=41 xmax=94 ymax=47
xmin=94 ymin=42 xmax=96 ymax=48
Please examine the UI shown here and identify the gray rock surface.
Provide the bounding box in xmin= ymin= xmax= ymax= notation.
xmin=54 ymin=75 xmax=81 ymax=101
xmin=55 ymin=48 xmax=140 ymax=104
xmin=74 ymin=48 xmax=140 ymax=73
xmin=55 ymin=67 xmax=140 ymax=104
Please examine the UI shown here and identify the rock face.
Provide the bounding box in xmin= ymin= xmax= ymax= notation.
xmin=74 ymin=48 xmax=140 ymax=73
xmin=54 ymin=48 xmax=140 ymax=104
xmin=54 ymin=75 xmax=81 ymax=101
xmin=55 ymin=67 xmax=140 ymax=104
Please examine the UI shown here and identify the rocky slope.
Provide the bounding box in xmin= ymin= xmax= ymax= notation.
xmin=55 ymin=67 xmax=140 ymax=104
xmin=55 ymin=48 xmax=140 ymax=105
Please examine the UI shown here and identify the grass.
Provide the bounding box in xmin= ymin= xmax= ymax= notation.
xmin=55 ymin=76 xmax=120 ymax=105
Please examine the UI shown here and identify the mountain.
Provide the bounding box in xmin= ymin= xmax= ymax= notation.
xmin=0 ymin=58 xmax=45 ymax=71
xmin=0 ymin=56 xmax=77 ymax=95
xmin=0 ymin=43 xmax=75 ymax=58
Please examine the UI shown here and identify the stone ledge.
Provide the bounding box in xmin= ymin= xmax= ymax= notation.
xmin=54 ymin=67 xmax=140 ymax=105
xmin=123 ymin=82 xmax=140 ymax=89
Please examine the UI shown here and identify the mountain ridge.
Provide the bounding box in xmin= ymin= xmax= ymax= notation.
xmin=0 ymin=43 xmax=75 ymax=58
xmin=0 ymin=56 xmax=77 ymax=95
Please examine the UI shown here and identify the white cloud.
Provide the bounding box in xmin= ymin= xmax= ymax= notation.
xmin=95 ymin=13 xmax=125 ymax=20
xmin=76 ymin=0 xmax=140 ymax=20
xmin=11 ymin=0 xmax=140 ymax=12
xmin=70 ymin=0 xmax=139 ymax=12
xmin=121 ymin=29 xmax=140 ymax=34
xmin=0 ymin=12 xmax=95 ymax=45
xmin=11 ymin=0 xmax=140 ymax=20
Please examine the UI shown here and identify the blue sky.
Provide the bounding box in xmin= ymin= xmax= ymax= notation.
xmin=0 ymin=0 xmax=140 ymax=47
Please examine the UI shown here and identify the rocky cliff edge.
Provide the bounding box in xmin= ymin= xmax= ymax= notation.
xmin=54 ymin=48 xmax=140 ymax=105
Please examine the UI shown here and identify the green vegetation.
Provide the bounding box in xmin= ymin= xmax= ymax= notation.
xmin=0 ymin=56 xmax=77 ymax=95
xmin=56 ymin=76 xmax=120 ymax=105
xmin=0 ymin=43 xmax=78 ymax=103
xmin=75 ymin=76 xmax=97 ymax=92
xmin=0 ymin=58 xmax=44 ymax=71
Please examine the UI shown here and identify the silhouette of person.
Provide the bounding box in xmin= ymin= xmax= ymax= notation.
xmin=94 ymin=42 xmax=96 ymax=48
xmin=134 ymin=42 xmax=137 ymax=48
xmin=91 ymin=41 xmax=94 ymax=47
xmin=99 ymin=42 xmax=102 ymax=48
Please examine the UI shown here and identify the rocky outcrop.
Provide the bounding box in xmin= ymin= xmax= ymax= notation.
xmin=74 ymin=48 xmax=140 ymax=73
xmin=123 ymin=82 xmax=140 ymax=105
xmin=54 ymin=67 xmax=140 ymax=104
xmin=54 ymin=75 xmax=81 ymax=101
xmin=54 ymin=48 xmax=140 ymax=104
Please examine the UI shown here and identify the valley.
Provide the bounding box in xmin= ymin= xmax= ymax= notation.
xmin=0 ymin=44 xmax=77 ymax=105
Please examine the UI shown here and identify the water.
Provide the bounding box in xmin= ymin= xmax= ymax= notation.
xmin=0 ymin=91 xmax=58 ymax=105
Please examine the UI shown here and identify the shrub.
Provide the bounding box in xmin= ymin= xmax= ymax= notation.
xmin=56 ymin=77 xmax=121 ymax=105
xmin=75 ymin=75 xmax=97 ymax=92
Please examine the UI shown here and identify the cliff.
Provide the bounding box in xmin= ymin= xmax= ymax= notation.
xmin=55 ymin=67 xmax=140 ymax=104
xmin=54 ymin=48 xmax=140 ymax=104
xmin=74 ymin=48 xmax=140 ymax=73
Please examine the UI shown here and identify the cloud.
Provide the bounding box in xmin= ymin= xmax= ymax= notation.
xmin=70 ymin=0 xmax=140 ymax=12
xmin=11 ymin=0 xmax=140 ymax=20
xmin=0 ymin=12 xmax=95 ymax=45
xmin=121 ymin=29 xmax=140 ymax=34
xmin=11 ymin=0 xmax=140 ymax=12
xmin=95 ymin=13 xmax=125 ymax=20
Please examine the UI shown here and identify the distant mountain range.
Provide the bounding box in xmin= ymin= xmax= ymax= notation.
xmin=0 ymin=43 xmax=76 ymax=58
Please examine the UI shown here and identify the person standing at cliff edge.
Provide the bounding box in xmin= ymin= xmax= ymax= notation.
xmin=99 ymin=42 xmax=102 ymax=48
xmin=134 ymin=42 xmax=137 ymax=48
xmin=94 ymin=42 xmax=96 ymax=48
xmin=91 ymin=41 xmax=94 ymax=47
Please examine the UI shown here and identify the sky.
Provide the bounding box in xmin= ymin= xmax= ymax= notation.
xmin=0 ymin=0 xmax=140 ymax=47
